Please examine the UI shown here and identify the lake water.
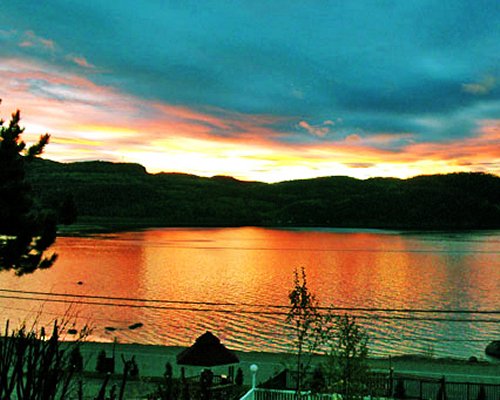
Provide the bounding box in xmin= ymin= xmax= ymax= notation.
xmin=0 ymin=227 xmax=499 ymax=359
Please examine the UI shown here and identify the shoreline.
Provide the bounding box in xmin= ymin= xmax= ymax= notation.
xmin=57 ymin=219 xmax=500 ymax=237
xmin=74 ymin=341 xmax=500 ymax=385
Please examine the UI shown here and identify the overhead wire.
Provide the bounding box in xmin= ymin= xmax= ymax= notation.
xmin=1 ymin=293 xmax=499 ymax=323
xmin=1 ymin=288 xmax=499 ymax=315
xmin=0 ymin=302 xmax=496 ymax=344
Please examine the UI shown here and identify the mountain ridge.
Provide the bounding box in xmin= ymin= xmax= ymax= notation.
xmin=26 ymin=159 xmax=500 ymax=230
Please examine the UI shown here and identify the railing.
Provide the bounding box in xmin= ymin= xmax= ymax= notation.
xmin=240 ymin=388 xmax=255 ymax=400
xmin=392 ymin=376 xmax=500 ymax=400
xmin=241 ymin=373 xmax=500 ymax=400
xmin=208 ymin=382 xmax=241 ymax=400
xmin=255 ymin=390 xmax=340 ymax=400
xmin=240 ymin=389 xmax=381 ymax=400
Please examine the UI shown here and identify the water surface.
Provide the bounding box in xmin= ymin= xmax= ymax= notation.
xmin=0 ymin=227 xmax=498 ymax=359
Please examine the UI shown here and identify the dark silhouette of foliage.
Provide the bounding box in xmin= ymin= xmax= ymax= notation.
xmin=128 ymin=356 xmax=139 ymax=379
xmin=200 ymin=369 xmax=213 ymax=400
xmin=95 ymin=372 xmax=112 ymax=400
xmin=235 ymin=367 xmax=244 ymax=386
xmin=25 ymin=157 xmax=500 ymax=230
xmin=119 ymin=355 xmax=139 ymax=400
xmin=58 ymin=193 xmax=78 ymax=225
xmin=0 ymin=102 xmax=57 ymax=275
xmin=0 ymin=319 xmax=88 ymax=399
xmin=322 ymin=314 xmax=370 ymax=399
xmin=309 ymin=364 xmax=327 ymax=393
xmin=96 ymin=349 xmax=108 ymax=373
xmin=287 ymin=267 xmax=324 ymax=396
xmin=286 ymin=268 xmax=371 ymax=398
xmin=181 ymin=377 xmax=190 ymax=400
xmin=68 ymin=345 xmax=84 ymax=372
xmin=147 ymin=362 xmax=181 ymax=400
xmin=394 ymin=378 xmax=406 ymax=399
xmin=163 ymin=362 xmax=174 ymax=399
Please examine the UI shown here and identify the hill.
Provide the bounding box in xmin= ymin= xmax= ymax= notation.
xmin=26 ymin=159 xmax=500 ymax=230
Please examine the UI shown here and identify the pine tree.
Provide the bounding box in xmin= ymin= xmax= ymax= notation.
xmin=0 ymin=101 xmax=57 ymax=275
xmin=59 ymin=193 xmax=78 ymax=225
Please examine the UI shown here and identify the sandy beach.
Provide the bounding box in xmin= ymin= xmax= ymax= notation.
xmin=69 ymin=341 xmax=499 ymax=399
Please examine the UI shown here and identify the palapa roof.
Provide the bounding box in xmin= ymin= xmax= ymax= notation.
xmin=176 ymin=331 xmax=240 ymax=367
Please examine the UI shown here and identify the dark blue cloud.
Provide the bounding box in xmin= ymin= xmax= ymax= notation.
xmin=1 ymin=0 xmax=499 ymax=146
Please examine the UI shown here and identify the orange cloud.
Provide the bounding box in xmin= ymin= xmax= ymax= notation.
xmin=298 ymin=120 xmax=332 ymax=137
xmin=345 ymin=134 xmax=362 ymax=143
xmin=402 ymin=122 xmax=500 ymax=163
xmin=1 ymin=57 xmax=498 ymax=183
xmin=68 ymin=55 xmax=95 ymax=69
xmin=18 ymin=31 xmax=55 ymax=51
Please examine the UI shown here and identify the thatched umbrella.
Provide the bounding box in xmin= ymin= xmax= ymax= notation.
xmin=485 ymin=340 xmax=500 ymax=359
xmin=177 ymin=331 xmax=239 ymax=367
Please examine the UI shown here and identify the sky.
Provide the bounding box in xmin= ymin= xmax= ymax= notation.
xmin=0 ymin=1 xmax=499 ymax=182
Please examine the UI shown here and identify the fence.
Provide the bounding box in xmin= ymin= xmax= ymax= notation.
xmin=254 ymin=389 xmax=340 ymax=400
xmin=391 ymin=375 xmax=500 ymax=400
xmin=241 ymin=383 xmax=500 ymax=400
xmin=247 ymin=370 xmax=500 ymax=400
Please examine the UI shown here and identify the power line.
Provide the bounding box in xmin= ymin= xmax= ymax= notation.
xmin=1 ymin=288 xmax=498 ymax=315
xmin=1 ymin=294 xmax=499 ymax=323
xmin=0 ymin=305 xmax=495 ymax=343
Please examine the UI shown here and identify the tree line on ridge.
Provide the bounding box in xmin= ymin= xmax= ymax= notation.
xmin=26 ymin=158 xmax=500 ymax=230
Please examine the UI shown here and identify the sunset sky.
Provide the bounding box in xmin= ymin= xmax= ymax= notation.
xmin=1 ymin=1 xmax=499 ymax=182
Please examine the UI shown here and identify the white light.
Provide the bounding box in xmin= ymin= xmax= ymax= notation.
xmin=250 ymin=364 xmax=259 ymax=389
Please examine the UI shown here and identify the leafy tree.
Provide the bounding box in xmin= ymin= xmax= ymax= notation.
xmin=322 ymin=314 xmax=370 ymax=399
xmin=286 ymin=267 xmax=323 ymax=396
xmin=310 ymin=364 xmax=327 ymax=393
xmin=286 ymin=268 xmax=370 ymax=398
xmin=0 ymin=102 xmax=57 ymax=275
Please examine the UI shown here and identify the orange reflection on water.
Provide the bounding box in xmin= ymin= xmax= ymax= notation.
xmin=140 ymin=228 xmax=282 ymax=304
xmin=0 ymin=235 xmax=148 ymax=340
xmin=0 ymin=227 xmax=497 ymax=355
xmin=134 ymin=228 xmax=499 ymax=311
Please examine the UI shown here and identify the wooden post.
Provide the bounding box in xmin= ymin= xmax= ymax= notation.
xmin=388 ymin=367 xmax=394 ymax=397
xmin=437 ymin=376 xmax=446 ymax=400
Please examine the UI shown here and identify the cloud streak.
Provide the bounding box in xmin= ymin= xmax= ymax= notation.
xmin=0 ymin=1 xmax=499 ymax=182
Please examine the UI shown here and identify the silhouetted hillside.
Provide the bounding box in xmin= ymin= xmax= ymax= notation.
xmin=26 ymin=159 xmax=500 ymax=230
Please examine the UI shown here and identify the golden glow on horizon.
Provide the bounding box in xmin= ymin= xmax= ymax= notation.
xmin=1 ymin=58 xmax=499 ymax=183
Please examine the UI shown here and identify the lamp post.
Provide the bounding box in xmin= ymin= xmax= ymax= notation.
xmin=250 ymin=364 xmax=258 ymax=389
